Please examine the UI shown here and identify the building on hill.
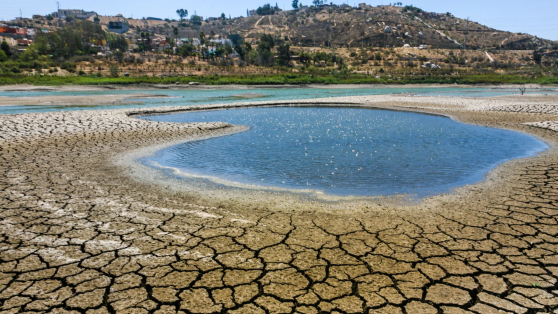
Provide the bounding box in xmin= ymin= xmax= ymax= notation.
xmin=249 ymin=10 xmax=257 ymax=17
xmin=0 ymin=25 xmax=28 ymax=36
xmin=210 ymin=38 xmax=233 ymax=45
xmin=52 ymin=9 xmax=96 ymax=20
xmin=108 ymin=21 xmax=129 ymax=34
xmin=146 ymin=17 xmax=162 ymax=21
xmin=0 ymin=36 xmax=16 ymax=47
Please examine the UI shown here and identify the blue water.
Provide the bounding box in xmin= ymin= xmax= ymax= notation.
xmin=2 ymin=86 xmax=557 ymax=115
xmin=142 ymin=107 xmax=548 ymax=198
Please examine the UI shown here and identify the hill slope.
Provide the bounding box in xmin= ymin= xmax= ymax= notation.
xmin=97 ymin=4 xmax=557 ymax=51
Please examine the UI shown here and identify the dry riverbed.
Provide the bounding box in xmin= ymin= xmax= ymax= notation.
xmin=0 ymin=94 xmax=558 ymax=314
xmin=0 ymin=93 xmax=170 ymax=107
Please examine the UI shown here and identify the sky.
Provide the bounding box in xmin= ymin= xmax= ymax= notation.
xmin=3 ymin=0 xmax=558 ymax=40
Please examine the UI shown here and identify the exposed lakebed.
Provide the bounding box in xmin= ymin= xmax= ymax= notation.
xmin=141 ymin=106 xmax=549 ymax=198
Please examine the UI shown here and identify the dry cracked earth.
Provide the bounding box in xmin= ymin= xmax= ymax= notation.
xmin=1 ymin=97 xmax=558 ymax=314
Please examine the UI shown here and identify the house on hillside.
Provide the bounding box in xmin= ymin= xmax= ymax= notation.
xmin=107 ymin=21 xmax=129 ymax=34
xmin=17 ymin=38 xmax=33 ymax=46
xmin=0 ymin=36 xmax=16 ymax=47
xmin=180 ymin=38 xmax=201 ymax=46
xmin=15 ymin=28 xmax=27 ymax=36
xmin=209 ymin=38 xmax=233 ymax=46
xmin=1 ymin=26 xmax=29 ymax=37
xmin=249 ymin=10 xmax=257 ymax=17
xmin=146 ymin=17 xmax=163 ymax=21
xmin=52 ymin=9 xmax=96 ymax=20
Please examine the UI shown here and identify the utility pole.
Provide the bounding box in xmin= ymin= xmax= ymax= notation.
xmin=464 ymin=17 xmax=469 ymax=50
xmin=20 ymin=9 xmax=22 ymax=19
xmin=195 ymin=10 xmax=198 ymax=38
xmin=57 ymin=2 xmax=61 ymax=27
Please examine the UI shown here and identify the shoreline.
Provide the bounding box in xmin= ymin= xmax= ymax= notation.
xmin=119 ymin=100 xmax=557 ymax=213
xmin=1 ymin=82 xmax=557 ymax=93
xmin=2 ymin=93 xmax=558 ymax=313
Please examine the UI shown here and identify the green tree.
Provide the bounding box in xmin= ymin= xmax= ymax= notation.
xmin=46 ymin=20 xmax=104 ymax=57
xmin=20 ymin=45 xmax=39 ymax=62
xmin=256 ymin=34 xmax=275 ymax=66
xmin=256 ymin=4 xmax=276 ymax=15
xmin=177 ymin=43 xmax=196 ymax=57
xmin=234 ymin=42 xmax=251 ymax=61
xmin=277 ymin=43 xmax=292 ymax=66
xmin=176 ymin=9 xmax=188 ymax=21
xmin=258 ymin=34 xmax=275 ymax=50
xmin=112 ymin=50 xmax=124 ymax=62
xmin=109 ymin=65 xmax=119 ymax=77
xmin=190 ymin=15 xmax=202 ymax=26
xmin=0 ymin=50 xmax=7 ymax=62
xmin=35 ymin=35 xmax=49 ymax=55
xmin=1 ymin=41 xmax=11 ymax=56
xmin=292 ymin=0 xmax=299 ymax=9
xmin=533 ymin=51 xmax=542 ymax=65
xmin=106 ymin=32 xmax=128 ymax=51
xmin=140 ymin=32 xmax=151 ymax=53
xmin=298 ymin=51 xmax=312 ymax=63
xmin=312 ymin=0 xmax=323 ymax=6
xmin=221 ymin=13 xmax=226 ymax=19
xmin=94 ymin=16 xmax=100 ymax=23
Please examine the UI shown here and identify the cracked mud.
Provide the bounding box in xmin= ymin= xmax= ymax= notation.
xmin=1 ymin=95 xmax=558 ymax=314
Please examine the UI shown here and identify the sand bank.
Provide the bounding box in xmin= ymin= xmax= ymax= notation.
xmin=0 ymin=93 xmax=171 ymax=107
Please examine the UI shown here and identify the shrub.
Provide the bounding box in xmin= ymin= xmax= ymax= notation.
xmin=109 ymin=65 xmax=119 ymax=77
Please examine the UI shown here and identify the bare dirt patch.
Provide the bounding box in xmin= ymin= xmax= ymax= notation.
xmin=1 ymin=94 xmax=558 ymax=313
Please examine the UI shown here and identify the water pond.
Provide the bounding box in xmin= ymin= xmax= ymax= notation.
xmin=142 ymin=106 xmax=548 ymax=198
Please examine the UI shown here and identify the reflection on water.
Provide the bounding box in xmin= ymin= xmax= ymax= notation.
xmin=143 ymin=107 xmax=548 ymax=198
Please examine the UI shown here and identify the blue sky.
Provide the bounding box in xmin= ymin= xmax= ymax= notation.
xmin=3 ymin=0 xmax=557 ymax=40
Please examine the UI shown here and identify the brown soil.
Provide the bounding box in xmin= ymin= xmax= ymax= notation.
xmin=1 ymin=95 xmax=558 ymax=314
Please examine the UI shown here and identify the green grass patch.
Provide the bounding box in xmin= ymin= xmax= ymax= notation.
xmin=1 ymin=73 xmax=557 ymax=86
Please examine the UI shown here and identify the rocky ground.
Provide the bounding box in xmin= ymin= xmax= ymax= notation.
xmin=0 ymin=95 xmax=558 ymax=314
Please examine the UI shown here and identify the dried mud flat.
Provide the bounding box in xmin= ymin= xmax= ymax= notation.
xmin=0 ymin=94 xmax=171 ymax=108
xmin=1 ymin=94 xmax=558 ymax=314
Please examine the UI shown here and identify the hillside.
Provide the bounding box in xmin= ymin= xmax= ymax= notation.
xmin=8 ymin=4 xmax=556 ymax=51
xmin=92 ymin=4 xmax=557 ymax=51
xmin=1 ymin=4 xmax=557 ymax=83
